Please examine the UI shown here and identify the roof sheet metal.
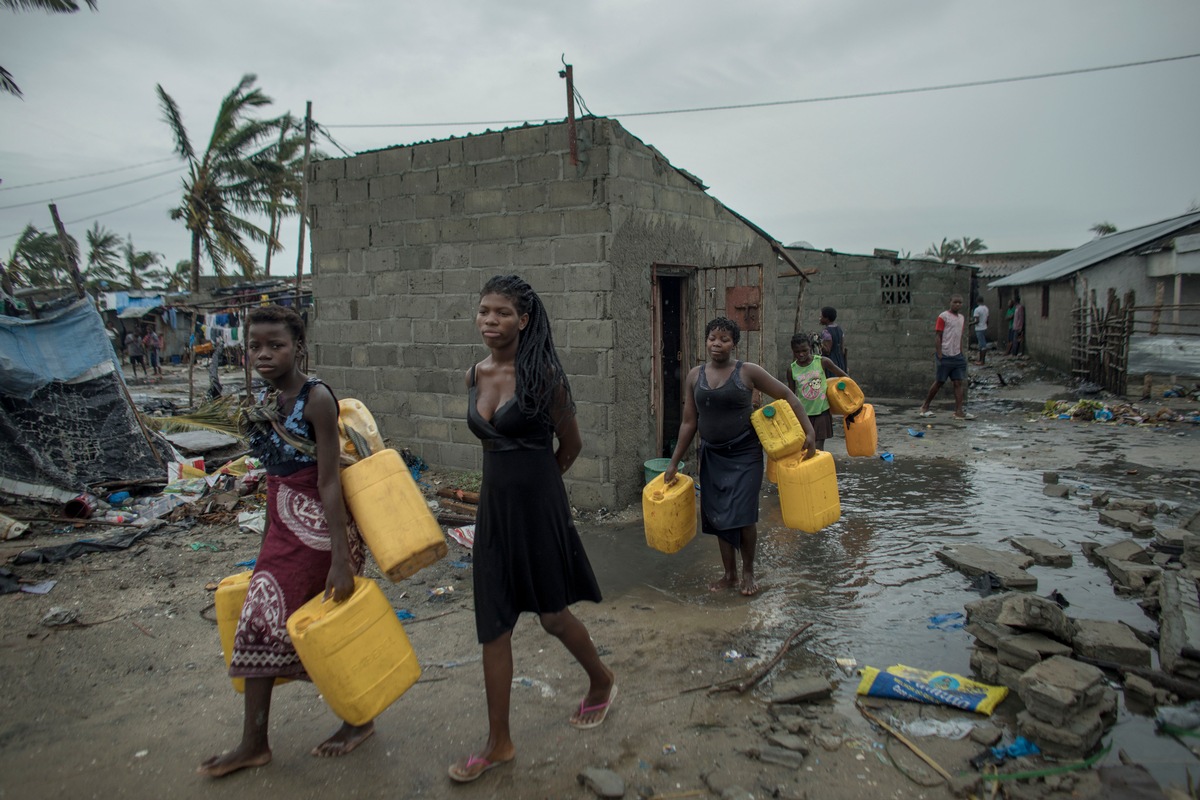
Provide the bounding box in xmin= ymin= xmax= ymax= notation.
xmin=989 ymin=212 xmax=1200 ymax=288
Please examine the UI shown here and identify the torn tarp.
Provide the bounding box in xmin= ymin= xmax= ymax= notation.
xmin=11 ymin=527 xmax=152 ymax=565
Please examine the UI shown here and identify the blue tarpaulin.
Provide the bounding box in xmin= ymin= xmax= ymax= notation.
xmin=0 ymin=298 xmax=119 ymax=400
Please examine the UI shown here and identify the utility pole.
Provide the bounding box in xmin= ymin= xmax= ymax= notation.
xmin=295 ymin=101 xmax=313 ymax=307
xmin=49 ymin=203 xmax=86 ymax=299
xmin=559 ymin=59 xmax=578 ymax=166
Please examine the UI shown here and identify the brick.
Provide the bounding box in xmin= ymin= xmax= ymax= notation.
xmin=473 ymin=161 xmax=516 ymax=188
xmin=516 ymin=154 xmax=561 ymax=183
xmin=338 ymin=227 xmax=369 ymax=249
xmin=464 ymin=189 xmax=503 ymax=214
xmin=549 ymin=180 xmax=596 ymax=208
xmin=412 ymin=141 xmax=451 ymax=169
xmin=478 ymin=214 xmax=520 ymax=241
xmin=315 ymin=252 xmax=349 ymax=275
xmin=431 ymin=245 xmax=470 ymax=271
xmin=470 ymin=242 xmax=510 ymax=268
xmin=565 ymin=263 xmax=613 ymax=291
xmin=462 ymin=132 xmax=503 ymax=161
xmin=399 ymin=247 xmax=432 ymax=271
xmin=440 ymin=217 xmax=478 ymax=243
xmin=440 ymin=269 xmax=481 ymax=295
xmin=410 ymin=272 xmax=444 ymax=294
xmin=512 ymin=240 xmax=552 ymax=266
xmin=436 ymin=164 xmax=472 ymax=191
xmin=415 ymin=193 xmax=453 ymax=218
xmin=379 ymin=196 xmax=415 ymax=223
xmin=364 ymin=249 xmax=399 ymax=274
xmin=562 ymin=209 xmax=610 ymax=236
xmin=403 ymin=220 xmax=438 ymax=246
xmin=313 ymin=159 xmax=345 ymax=181
xmin=374 ymin=318 xmax=412 ymax=344
xmin=502 ymin=126 xmax=548 ymax=156
xmin=504 ymin=184 xmax=548 ymax=213
xmin=377 ymin=147 xmax=411 ymax=174
xmin=553 ymin=235 xmax=604 ymax=265
xmin=373 ymin=271 xmax=410 ymax=296
xmin=336 ymin=179 xmax=368 ymax=203
xmin=518 ymin=212 xmax=561 ymax=238
xmin=567 ymin=319 xmax=614 ymax=348
xmin=402 ymin=170 xmax=438 ymax=195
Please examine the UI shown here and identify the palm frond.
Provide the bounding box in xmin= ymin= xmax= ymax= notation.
xmin=145 ymin=396 xmax=245 ymax=437
xmin=156 ymin=84 xmax=195 ymax=162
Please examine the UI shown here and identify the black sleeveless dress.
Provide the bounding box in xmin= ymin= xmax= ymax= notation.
xmin=467 ymin=366 xmax=602 ymax=643
xmin=695 ymin=361 xmax=764 ymax=546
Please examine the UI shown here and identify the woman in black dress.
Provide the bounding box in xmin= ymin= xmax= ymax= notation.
xmin=448 ymin=275 xmax=616 ymax=784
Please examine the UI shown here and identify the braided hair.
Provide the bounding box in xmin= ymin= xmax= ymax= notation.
xmin=481 ymin=274 xmax=574 ymax=425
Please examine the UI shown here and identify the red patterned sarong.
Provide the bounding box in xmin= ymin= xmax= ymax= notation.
xmin=229 ymin=465 xmax=363 ymax=680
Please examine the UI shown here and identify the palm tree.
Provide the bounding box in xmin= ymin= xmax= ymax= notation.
xmin=151 ymin=259 xmax=193 ymax=292
xmin=84 ymin=222 xmax=122 ymax=289
xmin=954 ymin=237 xmax=987 ymax=259
xmin=2 ymin=0 xmax=97 ymax=98
xmin=121 ymin=236 xmax=162 ymax=290
xmin=1089 ymin=222 xmax=1118 ymax=238
xmin=924 ymin=238 xmax=962 ymax=263
xmin=4 ymin=224 xmax=74 ymax=287
xmin=157 ymin=74 xmax=288 ymax=290
xmin=262 ymin=114 xmax=308 ymax=276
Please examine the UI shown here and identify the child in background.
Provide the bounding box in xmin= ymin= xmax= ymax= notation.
xmin=788 ymin=333 xmax=849 ymax=452
xmin=198 ymin=305 xmax=372 ymax=778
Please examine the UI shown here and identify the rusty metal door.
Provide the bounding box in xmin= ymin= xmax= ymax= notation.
xmin=697 ymin=264 xmax=766 ymax=365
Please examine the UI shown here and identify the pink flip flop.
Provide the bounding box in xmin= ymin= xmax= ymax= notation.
xmin=570 ymin=683 xmax=618 ymax=730
xmin=447 ymin=753 xmax=511 ymax=783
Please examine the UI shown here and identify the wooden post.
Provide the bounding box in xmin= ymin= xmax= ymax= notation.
xmin=48 ymin=204 xmax=86 ymax=299
xmin=560 ymin=62 xmax=578 ymax=166
xmin=294 ymin=101 xmax=313 ymax=307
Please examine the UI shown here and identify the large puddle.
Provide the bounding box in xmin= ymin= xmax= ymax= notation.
xmin=585 ymin=455 xmax=1194 ymax=789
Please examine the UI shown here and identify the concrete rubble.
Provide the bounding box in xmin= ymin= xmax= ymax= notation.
xmin=1010 ymin=536 xmax=1072 ymax=567
xmin=935 ymin=544 xmax=1037 ymax=590
xmin=1016 ymin=657 xmax=1117 ymax=759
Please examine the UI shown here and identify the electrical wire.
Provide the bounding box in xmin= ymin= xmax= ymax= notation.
xmin=0 ymin=156 xmax=179 ymax=192
xmin=314 ymin=122 xmax=354 ymax=158
xmin=0 ymin=167 xmax=184 ymax=211
xmin=323 ymin=51 xmax=1200 ymax=129
xmin=0 ymin=188 xmax=179 ymax=240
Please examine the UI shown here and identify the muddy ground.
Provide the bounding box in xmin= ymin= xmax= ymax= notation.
xmin=0 ymin=358 xmax=1198 ymax=800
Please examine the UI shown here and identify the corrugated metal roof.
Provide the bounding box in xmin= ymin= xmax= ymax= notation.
xmin=989 ymin=212 xmax=1200 ymax=288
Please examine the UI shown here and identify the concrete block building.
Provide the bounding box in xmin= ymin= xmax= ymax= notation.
xmin=305 ymin=118 xmax=804 ymax=510
xmin=778 ymin=247 xmax=974 ymax=396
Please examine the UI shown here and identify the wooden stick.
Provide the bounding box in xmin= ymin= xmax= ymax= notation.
xmin=856 ymin=701 xmax=953 ymax=783
xmin=436 ymin=487 xmax=480 ymax=504
xmin=709 ymin=621 xmax=813 ymax=694
xmin=439 ymin=499 xmax=477 ymax=518
xmin=9 ymin=515 xmax=136 ymax=527
xmin=437 ymin=512 xmax=476 ymax=527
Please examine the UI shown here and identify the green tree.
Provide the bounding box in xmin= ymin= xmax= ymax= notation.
xmin=954 ymin=237 xmax=987 ymax=259
xmin=150 ymin=259 xmax=193 ymax=292
xmin=157 ymin=74 xmax=288 ymax=290
xmin=4 ymin=224 xmax=74 ymax=287
xmin=1089 ymin=222 xmax=1118 ymax=238
xmin=923 ymin=238 xmax=961 ymax=263
xmin=262 ymin=114 xmax=308 ymax=276
xmin=2 ymin=0 xmax=97 ymax=99
xmin=121 ymin=235 xmax=162 ymax=290
xmin=83 ymin=221 xmax=122 ymax=288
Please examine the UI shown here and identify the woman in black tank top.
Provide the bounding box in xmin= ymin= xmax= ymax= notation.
xmin=664 ymin=317 xmax=815 ymax=596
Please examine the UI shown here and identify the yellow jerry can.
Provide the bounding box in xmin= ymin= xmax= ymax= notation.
xmin=751 ymin=399 xmax=807 ymax=460
xmin=642 ymin=472 xmax=697 ymax=554
xmin=844 ymin=403 xmax=878 ymax=457
xmin=776 ymin=451 xmax=841 ymax=533
xmin=215 ymin=571 xmax=290 ymax=693
xmin=826 ymin=377 xmax=865 ymax=417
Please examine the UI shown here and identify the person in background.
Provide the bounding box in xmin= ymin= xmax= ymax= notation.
xmin=143 ymin=325 xmax=164 ymax=377
xmin=1011 ymin=296 xmax=1025 ymax=356
xmin=125 ymin=329 xmax=146 ymax=380
xmin=1003 ymin=298 xmax=1016 ymax=355
xmin=919 ymin=294 xmax=975 ymax=420
xmin=819 ymin=306 xmax=847 ymax=374
xmin=972 ymin=297 xmax=990 ymax=366
xmin=788 ymin=333 xmax=850 ymax=452
xmin=664 ymin=317 xmax=816 ymax=597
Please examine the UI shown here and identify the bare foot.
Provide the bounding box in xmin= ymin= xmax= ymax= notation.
xmin=311 ymin=722 xmax=375 ymax=757
xmin=197 ymin=745 xmax=272 ymax=778
xmin=709 ymin=574 xmax=737 ymax=592
xmin=740 ymin=574 xmax=760 ymax=597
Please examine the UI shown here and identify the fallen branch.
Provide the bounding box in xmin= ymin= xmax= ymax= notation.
xmin=436 ymin=487 xmax=480 ymax=505
xmin=437 ymin=512 xmax=476 ymax=527
xmin=439 ymin=499 xmax=478 ymax=518
xmin=709 ymin=622 xmax=813 ymax=694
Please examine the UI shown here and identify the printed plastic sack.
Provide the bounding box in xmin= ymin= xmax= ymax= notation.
xmin=856 ymin=664 xmax=1008 ymax=716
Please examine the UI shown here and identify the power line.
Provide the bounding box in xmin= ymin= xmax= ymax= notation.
xmin=1 ymin=188 xmax=179 ymax=240
xmin=0 ymin=167 xmax=184 ymax=211
xmin=324 ymin=51 xmax=1200 ymax=129
xmin=0 ymin=156 xmax=179 ymax=192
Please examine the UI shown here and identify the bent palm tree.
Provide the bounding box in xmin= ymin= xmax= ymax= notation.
xmin=122 ymin=236 xmax=162 ymax=290
xmin=84 ymin=222 xmax=122 ymax=289
xmin=157 ymin=74 xmax=287 ymax=290
xmin=924 ymin=238 xmax=961 ymax=263
xmin=954 ymin=237 xmax=987 ymax=260
xmin=262 ymin=114 xmax=308 ymax=276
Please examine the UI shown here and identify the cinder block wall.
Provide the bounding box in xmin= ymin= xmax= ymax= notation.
xmin=307 ymin=118 xmax=784 ymax=510
xmin=779 ymin=249 xmax=973 ymax=397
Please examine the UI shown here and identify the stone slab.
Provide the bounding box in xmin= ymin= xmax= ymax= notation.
xmin=996 ymin=594 xmax=1074 ymax=642
xmin=1071 ymin=619 xmax=1152 ymax=668
xmin=964 ymin=620 xmax=1019 ymax=650
xmin=1157 ymin=527 xmax=1199 ymax=550
xmin=964 ymin=592 xmax=1018 ymax=626
xmin=936 ymin=545 xmax=1036 ymax=590
xmin=769 ymin=676 xmax=834 ymax=705
xmin=1099 ymin=509 xmax=1142 ymax=530
xmin=163 ymin=430 xmax=241 ymax=454
xmin=1106 ymin=559 xmax=1161 ymax=594
xmin=1043 ymin=484 xmax=1071 ymax=498
xmin=1093 ymin=539 xmax=1151 ymax=565
xmin=1159 ymin=572 xmax=1200 ymax=679
xmin=1011 ymin=536 xmax=1073 ymax=567
xmin=1018 ymin=655 xmax=1104 ymax=715
xmin=996 ymin=632 xmax=1074 ymax=671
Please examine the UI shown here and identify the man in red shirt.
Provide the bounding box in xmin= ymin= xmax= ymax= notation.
xmin=918 ymin=295 xmax=975 ymax=420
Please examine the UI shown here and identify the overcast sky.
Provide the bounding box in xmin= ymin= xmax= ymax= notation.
xmin=3 ymin=0 xmax=1199 ymax=278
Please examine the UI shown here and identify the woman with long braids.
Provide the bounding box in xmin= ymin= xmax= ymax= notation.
xmin=448 ymin=275 xmax=615 ymax=784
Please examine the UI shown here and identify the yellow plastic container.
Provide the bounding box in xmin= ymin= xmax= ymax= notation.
xmin=777 ymin=450 xmax=841 ymax=533
xmin=215 ymin=571 xmax=289 ymax=693
xmin=340 ymin=448 xmax=447 ymax=581
xmin=765 ymin=452 xmax=778 ymax=484
xmin=287 ymin=577 xmax=421 ymax=726
xmin=642 ymin=472 xmax=697 ymax=554
xmin=844 ymin=403 xmax=878 ymax=457
xmin=338 ymin=398 xmax=387 ymax=461
xmin=751 ymin=399 xmax=807 ymax=459
xmin=826 ymin=377 xmax=865 ymax=416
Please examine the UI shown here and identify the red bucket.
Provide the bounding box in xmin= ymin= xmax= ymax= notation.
xmin=63 ymin=494 xmax=99 ymax=519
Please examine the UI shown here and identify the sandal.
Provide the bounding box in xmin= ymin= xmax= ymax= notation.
xmin=570 ymin=684 xmax=618 ymax=730
xmin=448 ymin=753 xmax=512 ymax=783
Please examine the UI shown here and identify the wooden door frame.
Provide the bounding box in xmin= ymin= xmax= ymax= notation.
xmin=651 ymin=264 xmax=696 ymax=457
